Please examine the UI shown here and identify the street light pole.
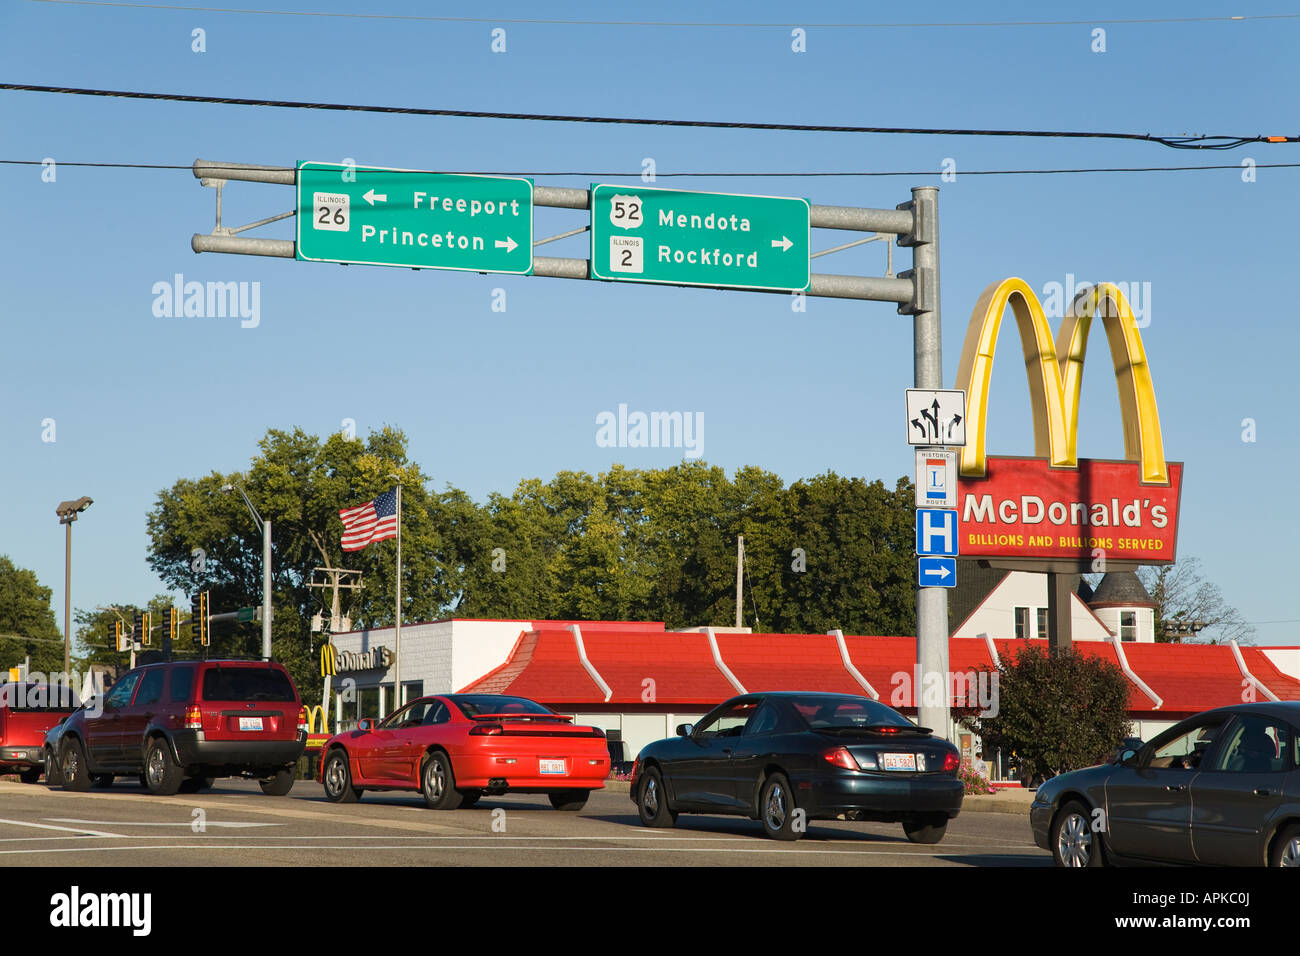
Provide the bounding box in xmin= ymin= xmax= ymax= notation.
xmin=63 ymin=521 xmax=72 ymax=675
xmin=261 ymin=516 xmax=272 ymax=661
xmin=222 ymin=482 xmax=273 ymax=660
xmin=55 ymin=497 xmax=93 ymax=677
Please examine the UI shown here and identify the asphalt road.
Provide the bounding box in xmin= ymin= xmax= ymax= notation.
xmin=0 ymin=777 xmax=1049 ymax=867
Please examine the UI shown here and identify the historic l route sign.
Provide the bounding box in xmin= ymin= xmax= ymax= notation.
xmin=589 ymin=184 xmax=810 ymax=292
xmin=296 ymin=162 xmax=533 ymax=274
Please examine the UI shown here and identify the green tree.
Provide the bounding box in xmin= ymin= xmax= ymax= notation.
xmin=962 ymin=643 xmax=1132 ymax=781
xmin=0 ymin=556 xmax=65 ymax=675
xmin=146 ymin=426 xmax=460 ymax=698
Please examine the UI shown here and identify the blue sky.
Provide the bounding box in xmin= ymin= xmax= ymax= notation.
xmin=1 ymin=1 xmax=1296 ymax=644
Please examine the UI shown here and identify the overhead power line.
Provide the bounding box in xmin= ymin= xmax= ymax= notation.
xmin=2 ymin=84 xmax=1292 ymax=149
xmin=25 ymin=1 xmax=1300 ymax=29
xmin=2 ymin=159 xmax=1297 ymax=178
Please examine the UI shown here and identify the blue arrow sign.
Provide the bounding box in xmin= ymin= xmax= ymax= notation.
xmin=915 ymin=508 xmax=959 ymax=557
xmin=918 ymin=556 xmax=957 ymax=588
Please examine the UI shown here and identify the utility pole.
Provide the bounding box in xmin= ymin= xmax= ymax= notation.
xmin=735 ymin=535 xmax=744 ymax=628
xmin=308 ymin=566 xmax=363 ymax=720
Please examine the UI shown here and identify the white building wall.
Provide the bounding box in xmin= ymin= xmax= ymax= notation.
xmin=450 ymin=620 xmax=537 ymax=691
xmin=1262 ymin=649 xmax=1300 ymax=682
xmin=952 ymin=572 xmax=1112 ymax=640
xmin=1091 ymin=606 xmax=1155 ymax=643
xmin=563 ymin=712 xmax=707 ymax=763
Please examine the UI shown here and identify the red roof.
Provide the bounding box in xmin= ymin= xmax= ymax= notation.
xmin=583 ymin=629 xmax=741 ymax=706
xmin=717 ymin=633 xmax=870 ymax=697
xmin=458 ymin=627 xmax=1300 ymax=716
xmin=1118 ymin=642 xmax=1300 ymax=713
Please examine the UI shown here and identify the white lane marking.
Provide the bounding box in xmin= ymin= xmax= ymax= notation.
xmin=0 ymin=818 xmax=121 ymax=838
xmin=44 ymin=818 xmax=280 ymax=829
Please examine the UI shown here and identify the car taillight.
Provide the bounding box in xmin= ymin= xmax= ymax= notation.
xmin=823 ymin=747 xmax=859 ymax=770
xmin=942 ymin=751 xmax=960 ymax=772
xmin=469 ymin=724 xmax=502 ymax=736
xmin=185 ymin=705 xmax=202 ymax=730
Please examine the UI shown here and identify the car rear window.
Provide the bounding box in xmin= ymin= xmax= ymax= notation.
xmin=0 ymin=683 xmax=82 ymax=712
xmin=200 ymin=667 xmax=296 ymax=703
xmin=789 ymin=695 xmax=916 ymax=730
xmin=452 ymin=695 xmax=553 ymax=718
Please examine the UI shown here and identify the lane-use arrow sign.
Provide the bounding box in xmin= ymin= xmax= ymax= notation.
xmin=771 ymin=236 xmax=793 ymax=251
xmin=363 ymin=189 xmax=387 ymax=205
xmin=495 ymin=237 xmax=518 ymax=252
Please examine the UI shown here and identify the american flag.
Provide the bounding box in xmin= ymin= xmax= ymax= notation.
xmin=339 ymin=488 xmax=399 ymax=552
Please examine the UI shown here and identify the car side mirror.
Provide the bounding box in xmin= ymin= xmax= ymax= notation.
xmin=676 ymin=723 xmax=694 ymax=738
xmin=1119 ymin=748 xmax=1139 ymax=766
xmin=358 ymin=718 xmax=376 ymax=732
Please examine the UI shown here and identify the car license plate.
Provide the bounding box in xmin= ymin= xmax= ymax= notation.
xmin=539 ymin=758 xmax=567 ymax=775
xmin=882 ymin=753 xmax=917 ymax=771
xmin=238 ymin=717 xmax=264 ymax=731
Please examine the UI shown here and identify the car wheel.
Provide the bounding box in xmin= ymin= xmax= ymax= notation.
xmin=91 ymin=774 xmax=114 ymax=788
xmin=43 ymin=746 xmax=63 ymax=787
xmin=759 ymin=772 xmax=803 ymax=841
xmin=322 ymin=750 xmax=361 ymax=803
xmin=19 ymin=767 xmax=42 ymax=784
xmin=637 ymin=767 xmax=676 ymax=828
xmin=60 ymin=738 xmax=91 ymax=792
xmin=259 ymin=768 xmax=295 ymax=796
xmin=458 ymin=789 xmax=482 ymax=808
xmin=1051 ymin=800 xmax=1103 ymax=868
xmin=143 ymin=738 xmax=183 ymax=796
xmin=548 ymin=790 xmax=590 ymax=811
xmin=138 ymin=773 xmax=148 ymax=789
xmin=902 ymin=814 xmax=949 ymax=845
xmin=1271 ymin=824 xmax=1300 ymax=867
xmin=421 ymin=751 xmax=463 ymax=810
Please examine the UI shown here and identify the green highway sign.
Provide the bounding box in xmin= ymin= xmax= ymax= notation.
xmin=589 ymin=184 xmax=810 ymax=292
xmin=296 ymin=162 xmax=533 ymax=274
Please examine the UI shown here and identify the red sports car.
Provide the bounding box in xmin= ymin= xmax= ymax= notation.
xmin=319 ymin=694 xmax=610 ymax=810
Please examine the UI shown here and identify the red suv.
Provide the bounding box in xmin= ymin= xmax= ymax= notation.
xmin=57 ymin=660 xmax=307 ymax=796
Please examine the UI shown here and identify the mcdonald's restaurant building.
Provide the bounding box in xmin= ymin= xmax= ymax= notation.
xmin=325 ymin=617 xmax=1300 ymax=777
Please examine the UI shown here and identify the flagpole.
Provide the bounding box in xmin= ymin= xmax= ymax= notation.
xmin=394 ymin=483 xmax=402 ymax=710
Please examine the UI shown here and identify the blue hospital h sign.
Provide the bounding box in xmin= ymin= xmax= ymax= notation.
xmin=915 ymin=508 xmax=959 ymax=557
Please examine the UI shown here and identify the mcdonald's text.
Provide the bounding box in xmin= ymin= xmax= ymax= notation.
xmin=957 ymin=456 xmax=1182 ymax=563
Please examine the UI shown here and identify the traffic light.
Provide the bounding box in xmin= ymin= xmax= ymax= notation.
xmin=163 ymin=607 xmax=176 ymax=659
xmin=200 ymin=591 xmax=211 ymax=646
xmin=114 ymin=620 xmax=127 ymax=652
xmin=132 ymin=611 xmax=143 ymax=648
xmin=142 ymin=611 xmax=152 ymax=647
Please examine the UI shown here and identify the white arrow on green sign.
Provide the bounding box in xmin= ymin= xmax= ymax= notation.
xmin=589 ymin=184 xmax=810 ymax=292
xmin=296 ymin=161 xmax=533 ymax=275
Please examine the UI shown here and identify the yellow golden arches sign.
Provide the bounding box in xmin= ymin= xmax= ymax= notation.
xmin=301 ymin=704 xmax=329 ymax=735
xmin=320 ymin=643 xmax=337 ymax=678
xmin=954 ymin=277 xmax=1168 ymax=484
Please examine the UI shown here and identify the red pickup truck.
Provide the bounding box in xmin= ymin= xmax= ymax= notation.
xmin=0 ymin=683 xmax=82 ymax=783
